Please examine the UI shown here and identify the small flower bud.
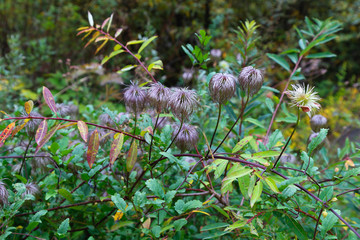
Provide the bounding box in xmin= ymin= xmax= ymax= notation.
xmin=331 ymin=197 xmax=338 ymax=202
xmin=334 ymin=167 xmax=339 ymax=172
xmin=148 ymin=83 xmax=171 ymax=113
xmin=322 ymin=210 xmax=328 ymax=218
xmin=238 ymin=66 xmax=264 ymax=96
xmin=169 ymin=88 xmax=199 ymax=121
xmin=123 ymin=83 xmax=147 ymax=113
xmin=0 ymin=181 xmax=9 ymax=207
xmin=173 ymin=124 xmax=199 ymax=152
xmin=209 ymin=73 xmax=237 ymax=104
xmin=310 ymin=114 xmax=327 ymax=132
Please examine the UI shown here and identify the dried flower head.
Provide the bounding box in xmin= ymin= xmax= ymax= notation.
xmin=209 ymin=73 xmax=237 ymax=104
xmin=0 ymin=181 xmax=9 ymax=206
xmin=173 ymin=123 xmax=199 ymax=152
xmin=310 ymin=114 xmax=327 ymax=132
xmin=210 ymin=49 xmax=222 ymax=58
xmin=286 ymin=84 xmax=321 ymax=116
xmin=238 ymin=66 xmax=264 ymax=96
xmin=148 ymin=83 xmax=171 ymax=112
xmin=32 ymin=153 xmax=52 ymax=173
xmin=169 ymin=88 xmax=199 ymax=121
xmin=123 ymin=83 xmax=147 ymax=113
xmin=21 ymin=111 xmax=43 ymax=136
xmin=23 ymin=182 xmax=40 ymax=199
xmin=56 ymin=103 xmax=72 ymax=117
xmin=99 ymin=113 xmax=115 ymax=127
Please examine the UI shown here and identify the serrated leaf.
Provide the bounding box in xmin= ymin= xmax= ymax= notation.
xmin=145 ymin=178 xmax=164 ymax=198
xmin=87 ymin=11 xmax=94 ymax=27
xmin=308 ymin=128 xmax=328 ymax=155
xmin=35 ymin=123 xmax=61 ymax=154
xmin=266 ymin=53 xmax=290 ymax=71
xmin=126 ymin=141 xmax=137 ymax=172
xmin=173 ymin=219 xmax=187 ymax=231
xmin=77 ymin=121 xmax=88 ymax=143
xmin=43 ymin=87 xmax=57 ymax=114
xmin=232 ymin=136 xmax=253 ymax=153
xmin=110 ymin=133 xmax=124 ymax=165
xmin=57 ymin=218 xmax=70 ymax=236
xmin=24 ymin=100 xmax=34 ymax=115
xmin=87 ymin=129 xmax=100 ymax=168
xmin=35 ymin=120 xmax=48 ymax=145
xmin=138 ymin=36 xmax=158 ymax=54
xmin=111 ymin=193 xmax=127 ymax=212
xmin=250 ymin=181 xmax=263 ymax=208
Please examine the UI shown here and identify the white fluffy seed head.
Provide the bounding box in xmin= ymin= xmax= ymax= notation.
xmin=123 ymin=83 xmax=147 ymax=113
xmin=209 ymin=73 xmax=237 ymax=104
xmin=310 ymin=114 xmax=327 ymax=132
xmin=238 ymin=66 xmax=264 ymax=96
xmin=21 ymin=111 xmax=43 ymax=136
xmin=173 ymin=123 xmax=199 ymax=152
xmin=23 ymin=182 xmax=40 ymax=199
xmin=148 ymin=83 xmax=171 ymax=113
xmin=286 ymin=84 xmax=321 ymax=117
xmin=0 ymin=181 xmax=9 ymax=206
xmin=169 ymin=88 xmax=199 ymax=121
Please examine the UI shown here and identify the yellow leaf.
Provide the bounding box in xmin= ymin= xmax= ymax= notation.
xmin=24 ymin=100 xmax=34 ymax=115
xmin=192 ymin=210 xmax=210 ymax=216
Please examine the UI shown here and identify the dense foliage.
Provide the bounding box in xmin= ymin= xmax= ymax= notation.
xmin=1 ymin=2 xmax=360 ymax=240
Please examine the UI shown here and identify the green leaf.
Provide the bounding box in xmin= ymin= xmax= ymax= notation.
xmin=126 ymin=39 xmax=145 ymax=46
xmin=165 ymin=190 xmax=176 ymax=203
xmin=244 ymin=118 xmax=265 ymax=129
xmin=26 ymin=210 xmax=48 ymax=231
xmin=250 ymin=181 xmax=263 ymax=207
xmin=117 ymin=65 xmax=137 ymax=74
xmin=222 ymin=167 xmax=252 ymax=194
xmin=253 ymin=150 xmax=280 ymax=158
xmin=173 ymin=219 xmax=187 ymax=231
xmin=145 ymin=178 xmax=165 ymax=198
xmin=232 ymin=136 xmax=253 ymax=153
xmin=266 ymin=53 xmax=290 ymax=71
xmin=265 ymin=98 xmax=274 ymax=113
xmin=134 ymin=191 xmax=147 ymax=208
xmin=263 ymin=177 xmax=280 ymax=193
xmin=148 ymin=60 xmax=163 ymax=71
xmin=214 ymin=159 xmax=228 ymax=179
xmin=308 ymin=128 xmax=328 ymax=155
xmin=57 ymin=218 xmax=70 ymax=236
xmin=175 ymin=200 xmax=185 ymax=214
xmin=210 ymin=204 xmax=229 ymax=219
xmin=320 ymin=186 xmax=333 ymax=202
xmin=225 ymin=220 xmax=246 ymax=231
xmin=306 ymin=52 xmax=336 ymax=59
xmin=111 ymin=193 xmax=127 ymax=212
xmin=58 ymin=189 xmax=74 ymax=203
xmin=321 ymin=210 xmax=340 ymax=235
xmin=126 ymin=141 xmax=137 ymax=172
xmin=238 ymin=174 xmax=250 ymax=199
xmin=201 ymin=222 xmax=229 ymax=231
xmin=138 ymin=36 xmax=158 ymax=54
xmin=284 ymin=215 xmax=307 ymax=240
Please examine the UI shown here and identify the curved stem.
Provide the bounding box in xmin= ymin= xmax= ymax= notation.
xmin=213 ymin=95 xmax=249 ymax=155
xmin=272 ymin=108 xmax=300 ymax=169
xmin=165 ymin=120 xmax=183 ymax=152
xmin=205 ymin=104 xmax=222 ymax=158
xmin=148 ymin=113 xmax=160 ymax=163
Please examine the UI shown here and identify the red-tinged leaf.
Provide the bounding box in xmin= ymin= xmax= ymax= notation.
xmin=77 ymin=121 xmax=88 ymax=143
xmin=95 ymin=39 xmax=108 ymax=55
xmin=110 ymin=133 xmax=124 ymax=165
xmin=35 ymin=123 xmax=61 ymax=154
xmin=57 ymin=122 xmax=77 ymax=130
xmin=0 ymin=122 xmax=15 ymax=148
xmin=84 ymin=32 xmax=100 ymax=48
xmin=35 ymin=120 xmax=48 ymax=145
xmin=42 ymin=87 xmax=57 ymax=114
xmin=87 ymin=130 xmax=100 ymax=168
xmin=126 ymin=141 xmax=138 ymax=172
xmin=24 ymin=100 xmax=34 ymax=115
xmin=12 ymin=119 xmax=30 ymax=138
xmin=76 ymin=28 xmax=94 ymax=36
xmin=101 ymin=17 xmax=110 ymax=30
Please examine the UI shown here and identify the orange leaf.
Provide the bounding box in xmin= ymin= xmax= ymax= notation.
xmin=35 ymin=123 xmax=61 ymax=154
xmin=126 ymin=141 xmax=138 ymax=172
xmin=77 ymin=121 xmax=88 ymax=142
xmin=12 ymin=119 xmax=30 ymax=137
xmin=35 ymin=120 xmax=48 ymax=145
xmin=0 ymin=122 xmax=15 ymax=148
xmin=42 ymin=87 xmax=57 ymax=114
xmin=24 ymin=100 xmax=34 ymax=115
xmin=87 ymin=130 xmax=100 ymax=168
xmin=110 ymin=133 xmax=124 ymax=165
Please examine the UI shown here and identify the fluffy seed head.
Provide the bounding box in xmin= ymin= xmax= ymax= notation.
xmin=99 ymin=113 xmax=115 ymax=127
xmin=310 ymin=114 xmax=327 ymax=132
xmin=0 ymin=181 xmax=9 ymax=206
xmin=32 ymin=153 xmax=52 ymax=173
xmin=21 ymin=111 xmax=43 ymax=136
xmin=56 ymin=103 xmax=71 ymax=117
xmin=173 ymin=124 xmax=199 ymax=152
xmin=148 ymin=83 xmax=171 ymax=112
xmin=238 ymin=66 xmax=264 ymax=96
xmin=169 ymin=88 xmax=199 ymax=121
xmin=286 ymin=84 xmax=321 ymax=116
xmin=209 ymin=73 xmax=237 ymax=104
xmin=123 ymin=83 xmax=147 ymax=113
xmin=23 ymin=182 xmax=40 ymax=199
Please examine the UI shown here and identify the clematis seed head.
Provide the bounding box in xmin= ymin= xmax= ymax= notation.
xmin=209 ymin=73 xmax=237 ymax=104
xmin=173 ymin=123 xmax=199 ymax=152
xmin=169 ymin=88 xmax=199 ymax=121
xmin=123 ymin=83 xmax=147 ymax=113
xmin=310 ymin=114 xmax=327 ymax=132
xmin=238 ymin=66 xmax=264 ymax=96
xmin=148 ymin=82 xmax=171 ymax=113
